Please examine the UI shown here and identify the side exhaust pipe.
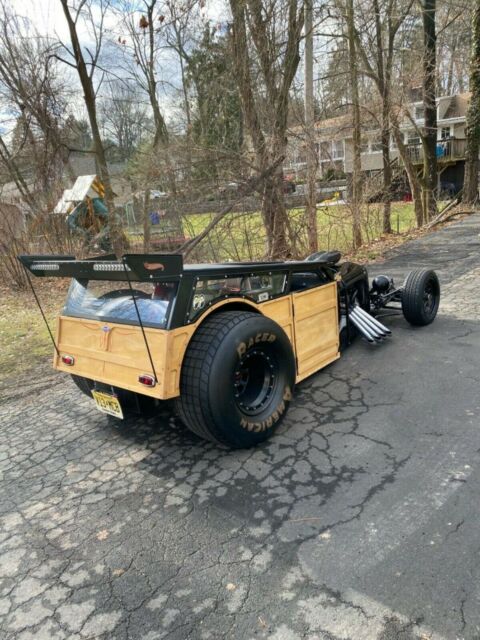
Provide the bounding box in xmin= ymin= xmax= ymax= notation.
xmin=349 ymin=308 xmax=381 ymax=342
xmin=354 ymin=305 xmax=392 ymax=335
xmin=348 ymin=305 xmax=392 ymax=343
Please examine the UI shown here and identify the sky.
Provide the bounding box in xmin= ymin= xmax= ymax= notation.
xmin=2 ymin=0 xmax=229 ymax=130
xmin=8 ymin=0 xmax=227 ymax=42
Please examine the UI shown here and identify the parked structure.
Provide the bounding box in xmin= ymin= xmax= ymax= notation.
xmin=287 ymin=93 xmax=471 ymax=196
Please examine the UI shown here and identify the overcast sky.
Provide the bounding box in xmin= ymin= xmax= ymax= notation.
xmin=2 ymin=0 xmax=229 ymax=130
xmin=8 ymin=0 xmax=227 ymax=42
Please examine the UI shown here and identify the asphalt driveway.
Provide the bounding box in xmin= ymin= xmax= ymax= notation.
xmin=1 ymin=215 xmax=480 ymax=640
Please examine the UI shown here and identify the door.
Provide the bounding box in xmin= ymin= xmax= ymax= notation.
xmin=292 ymin=281 xmax=340 ymax=381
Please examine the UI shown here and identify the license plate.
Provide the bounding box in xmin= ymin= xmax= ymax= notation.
xmin=92 ymin=390 xmax=124 ymax=419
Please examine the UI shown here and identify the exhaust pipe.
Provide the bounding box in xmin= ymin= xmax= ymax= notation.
xmin=349 ymin=308 xmax=382 ymax=342
xmin=354 ymin=305 xmax=392 ymax=336
xmin=352 ymin=307 xmax=388 ymax=337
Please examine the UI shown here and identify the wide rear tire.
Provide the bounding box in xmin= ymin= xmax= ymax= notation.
xmin=176 ymin=311 xmax=296 ymax=449
xmin=402 ymin=269 xmax=440 ymax=326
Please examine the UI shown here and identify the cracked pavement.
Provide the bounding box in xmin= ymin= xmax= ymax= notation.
xmin=2 ymin=215 xmax=480 ymax=639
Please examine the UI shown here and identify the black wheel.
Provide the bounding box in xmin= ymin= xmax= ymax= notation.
xmin=176 ymin=311 xmax=296 ymax=449
xmin=402 ymin=269 xmax=440 ymax=326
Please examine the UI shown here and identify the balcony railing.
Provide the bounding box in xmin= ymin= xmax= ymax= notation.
xmin=406 ymin=138 xmax=466 ymax=164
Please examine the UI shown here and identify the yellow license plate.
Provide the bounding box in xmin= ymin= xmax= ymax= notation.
xmin=91 ymin=390 xmax=124 ymax=419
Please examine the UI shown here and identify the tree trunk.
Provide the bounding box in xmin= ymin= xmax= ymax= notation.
xmin=304 ymin=0 xmax=318 ymax=253
xmin=147 ymin=2 xmax=169 ymax=148
xmin=421 ymin=0 xmax=438 ymax=220
xmin=60 ymin=0 xmax=123 ymax=256
xmin=463 ymin=0 xmax=480 ymax=204
xmin=262 ymin=170 xmax=290 ymax=258
xmin=346 ymin=0 xmax=362 ymax=249
xmin=392 ymin=120 xmax=424 ymax=226
xmin=381 ymin=109 xmax=392 ymax=234
xmin=229 ymin=0 xmax=303 ymax=259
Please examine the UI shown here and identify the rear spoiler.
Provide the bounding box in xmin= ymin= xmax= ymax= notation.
xmin=17 ymin=254 xmax=184 ymax=282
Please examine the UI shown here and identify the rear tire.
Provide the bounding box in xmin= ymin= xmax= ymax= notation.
xmin=402 ymin=269 xmax=440 ymax=326
xmin=176 ymin=311 xmax=296 ymax=449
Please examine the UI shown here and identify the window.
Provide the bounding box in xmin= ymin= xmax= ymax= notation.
xmin=370 ymin=136 xmax=383 ymax=152
xmin=407 ymin=131 xmax=421 ymax=145
xmin=320 ymin=141 xmax=331 ymax=162
xmin=415 ymin=106 xmax=425 ymax=120
xmin=332 ymin=140 xmax=344 ymax=159
xmin=440 ymin=126 xmax=451 ymax=139
xmin=63 ymin=280 xmax=177 ymax=329
xmin=360 ymin=141 xmax=369 ymax=154
xmin=189 ymin=272 xmax=287 ymax=321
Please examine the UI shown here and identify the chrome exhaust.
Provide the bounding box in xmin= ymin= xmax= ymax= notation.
xmin=354 ymin=305 xmax=392 ymax=335
xmin=349 ymin=308 xmax=382 ymax=342
xmin=354 ymin=307 xmax=388 ymax=338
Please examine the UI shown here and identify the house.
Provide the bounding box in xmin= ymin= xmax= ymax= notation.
xmin=287 ymin=93 xmax=471 ymax=195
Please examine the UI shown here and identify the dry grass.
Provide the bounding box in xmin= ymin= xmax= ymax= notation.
xmin=0 ymin=281 xmax=68 ymax=390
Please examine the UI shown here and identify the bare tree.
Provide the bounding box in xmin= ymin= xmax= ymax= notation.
xmin=304 ymin=0 xmax=318 ymax=253
xmin=390 ymin=110 xmax=424 ymax=225
xmin=0 ymin=4 xmax=71 ymax=209
xmin=58 ymin=0 xmax=123 ymax=254
xmin=419 ymin=0 xmax=438 ymax=219
xmin=463 ymin=0 xmax=480 ymax=204
xmin=99 ymin=80 xmax=150 ymax=160
xmin=229 ymin=0 xmax=305 ymax=258
xmin=345 ymin=0 xmax=362 ymax=248
xmin=353 ymin=0 xmax=415 ymax=234
xmin=117 ymin=0 xmax=169 ymax=147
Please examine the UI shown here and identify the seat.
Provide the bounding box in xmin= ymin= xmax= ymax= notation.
xmin=306 ymin=250 xmax=342 ymax=264
xmin=290 ymin=272 xmax=323 ymax=292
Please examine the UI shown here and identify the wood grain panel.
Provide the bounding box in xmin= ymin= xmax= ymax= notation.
xmin=292 ymin=282 xmax=339 ymax=379
xmin=53 ymin=284 xmax=340 ymax=401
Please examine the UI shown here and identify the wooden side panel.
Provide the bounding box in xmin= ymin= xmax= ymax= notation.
xmin=55 ymin=316 xmax=170 ymax=399
xmin=261 ymin=296 xmax=295 ymax=346
xmin=53 ymin=287 xmax=339 ymax=401
xmin=164 ymin=328 xmax=194 ymax=398
xmin=292 ymin=282 xmax=340 ymax=381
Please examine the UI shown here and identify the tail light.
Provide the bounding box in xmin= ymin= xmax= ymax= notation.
xmin=61 ymin=354 xmax=75 ymax=366
xmin=138 ymin=374 xmax=156 ymax=387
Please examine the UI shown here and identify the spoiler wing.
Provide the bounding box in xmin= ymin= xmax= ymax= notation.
xmin=17 ymin=254 xmax=184 ymax=282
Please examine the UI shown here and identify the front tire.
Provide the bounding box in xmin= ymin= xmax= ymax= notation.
xmin=402 ymin=269 xmax=440 ymax=326
xmin=176 ymin=311 xmax=296 ymax=448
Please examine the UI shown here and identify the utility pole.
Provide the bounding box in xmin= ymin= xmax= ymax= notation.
xmin=304 ymin=0 xmax=318 ymax=253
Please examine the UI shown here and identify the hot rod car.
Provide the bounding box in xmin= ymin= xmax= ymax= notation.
xmin=19 ymin=251 xmax=440 ymax=449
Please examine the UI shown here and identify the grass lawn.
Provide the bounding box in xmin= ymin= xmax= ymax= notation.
xmin=0 ymin=282 xmax=68 ymax=391
xmin=129 ymin=201 xmax=418 ymax=262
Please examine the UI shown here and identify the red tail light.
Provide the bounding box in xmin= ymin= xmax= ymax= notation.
xmin=61 ymin=355 xmax=75 ymax=366
xmin=138 ymin=374 xmax=156 ymax=387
